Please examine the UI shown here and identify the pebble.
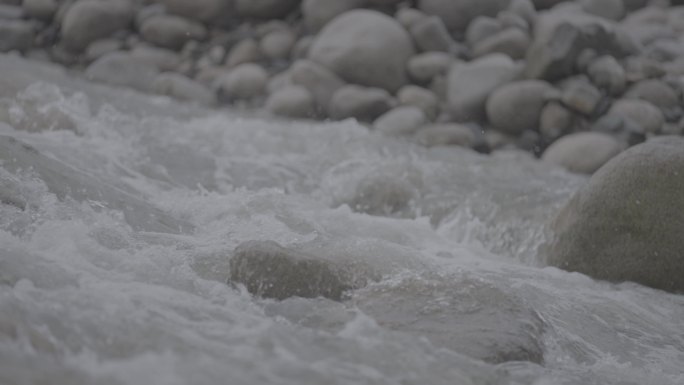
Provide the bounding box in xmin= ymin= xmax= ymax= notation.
xmin=225 ymin=38 xmax=263 ymax=67
xmin=0 ymin=20 xmax=33 ymax=53
xmin=486 ymin=80 xmax=556 ymax=135
xmin=129 ymin=45 xmax=182 ymax=72
xmin=60 ymin=0 xmax=133 ymax=52
xmin=373 ymin=106 xmax=427 ymax=136
xmin=625 ymin=79 xmax=680 ymax=112
xmin=259 ymin=28 xmax=297 ymax=61
xmin=302 ymin=0 xmax=366 ymax=32
xmin=607 ymin=99 xmax=664 ymax=134
xmin=539 ymin=101 xmax=574 ymax=141
xmin=266 ymin=85 xmax=316 ymax=118
xmin=586 ymin=55 xmax=626 ymax=95
xmin=214 ymin=63 xmax=268 ymax=103
xmin=22 ymin=0 xmax=57 ymax=21
xmin=328 ymin=84 xmax=393 ymax=122
xmin=139 ymin=15 xmax=207 ymax=50
xmin=473 ymin=28 xmax=530 ymax=60
xmin=409 ymin=16 xmax=454 ymax=53
xmin=418 ymin=0 xmax=510 ymax=33
xmin=407 ymin=52 xmax=453 ymax=84
xmin=560 ymin=80 xmax=603 ymax=116
xmin=160 ymin=0 xmax=230 ymax=23
xmin=542 ymin=132 xmax=622 ymax=174
xmin=397 ymin=85 xmax=440 ymax=120
xmin=152 ymin=72 xmax=216 ymax=105
xmin=414 ymin=123 xmax=475 ymax=148
xmin=85 ymin=51 xmax=159 ymax=92
xmin=235 ymin=0 xmax=301 ymax=19
xmin=289 ymin=59 xmax=346 ymax=115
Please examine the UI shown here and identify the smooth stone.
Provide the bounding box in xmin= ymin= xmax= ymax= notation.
xmin=265 ymin=85 xmax=315 ymax=119
xmin=0 ymin=3 xmax=22 ymax=18
xmin=230 ymin=240 xmax=360 ymax=301
xmin=373 ymin=106 xmax=427 ymax=136
xmin=542 ymin=132 xmax=621 ymax=174
xmin=354 ymin=274 xmax=545 ymax=363
xmin=328 ymin=84 xmax=393 ymax=122
xmin=129 ymin=45 xmax=182 ymax=72
xmin=214 ymin=63 xmax=268 ymax=102
xmin=417 ymin=0 xmax=511 ymax=34
xmin=509 ymin=0 xmax=536 ymax=25
xmin=580 ymin=0 xmax=625 ymax=21
xmin=625 ymin=79 xmax=679 ymax=112
xmin=289 ymin=59 xmax=345 ymax=115
xmin=466 ymin=16 xmax=503 ymax=47
xmin=302 ymin=0 xmax=367 ymax=32
xmin=235 ymin=0 xmax=300 ymax=19
xmin=473 ymin=27 xmax=530 ymax=60
xmin=225 ymin=38 xmax=262 ymax=67
xmin=497 ymin=11 xmax=529 ymax=31
xmin=414 ymin=123 xmax=475 ymax=148
xmin=291 ymin=36 xmax=313 ymax=60
xmin=539 ymin=101 xmax=574 ymax=141
xmin=308 ymin=10 xmax=415 ymax=93
xmin=607 ymin=99 xmax=664 ymax=134
xmin=22 ymin=0 xmax=57 ymax=20
xmin=0 ymin=20 xmax=33 ymax=53
xmin=560 ymin=80 xmax=602 ymax=116
xmin=84 ymin=39 xmax=123 ymax=62
xmin=159 ymin=0 xmax=232 ymax=23
xmin=60 ymin=0 xmax=133 ymax=52
xmin=259 ymin=29 xmax=296 ymax=61
xmin=397 ymin=85 xmax=439 ymax=120
xmin=395 ymin=7 xmax=428 ymax=29
xmin=140 ymin=15 xmax=207 ymax=50
xmin=448 ymin=54 xmax=522 ymax=122
xmin=407 ymin=52 xmax=452 ymax=84
xmin=410 ymin=16 xmax=454 ymax=53
xmin=586 ymin=55 xmax=626 ymax=95
xmin=85 ymin=51 xmax=159 ymax=92
xmin=486 ymin=80 xmax=555 ymax=135
xmin=546 ymin=137 xmax=684 ymax=293
xmin=151 ymin=72 xmax=216 ymax=105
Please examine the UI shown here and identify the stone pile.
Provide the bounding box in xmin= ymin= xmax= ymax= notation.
xmin=1 ymin=0 xmax=683 ymax=173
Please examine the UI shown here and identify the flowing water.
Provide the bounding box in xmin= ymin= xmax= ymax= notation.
xmin=1 ymin=56 xmax=683 ymax=385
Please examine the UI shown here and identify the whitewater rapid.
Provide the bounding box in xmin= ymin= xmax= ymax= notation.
xmin=1 ymin=56 xmax=683 ymax=385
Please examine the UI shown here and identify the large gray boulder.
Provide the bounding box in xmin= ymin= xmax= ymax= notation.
xmin=546 ymin=137 xmax=684 ymax=293
xmin=447 ymin=54 xmax=522 ymax=122
xmin=417 ymin=0 xmax=510 ymax=34
xmin=60 ymin=0 xmax=133 ymax=52
xmin=308 ymin=10 xmax=415 ymax=93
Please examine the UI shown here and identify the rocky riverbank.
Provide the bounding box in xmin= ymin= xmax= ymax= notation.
xmin=1 ymin=0 xmax=683 ymax=173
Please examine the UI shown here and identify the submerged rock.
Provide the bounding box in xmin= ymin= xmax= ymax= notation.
xmin=547 ymin=137 xmax=684 ymax=293
xmin=354 ymin=274 xmax=545 ymax=364
xmin=230 ymin=240 xmax=360 ymax=301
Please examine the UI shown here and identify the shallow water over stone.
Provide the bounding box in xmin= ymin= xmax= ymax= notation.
xmin=1 ymin=56 xmax=683 ymax=385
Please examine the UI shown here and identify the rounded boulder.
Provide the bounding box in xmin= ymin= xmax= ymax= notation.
xmin=546 ymin=137 xmax=684 ymax=293
xmin=308 ymin=10 xmax=415 ymax=93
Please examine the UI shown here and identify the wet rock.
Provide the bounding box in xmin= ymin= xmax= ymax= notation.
xmin=466 ymin=16 xmax=502 ymax=47
xmin=414 ymin=123 xmax=475 ymax=148
xmin=344 ymin=168 xmax=421 ymax=216
xmin=539 ymin=101 xmax=574 ymax=141
xmin=607 ymin=99 xmax=664 ymax=134
xmin=22 ymin=0 xmax=57 ymax=21
xmin=140 ymin=15 xmax=207 ymax=50
xmin=586 ymin=55 xmax=625 ymax=95
xmin=373 ymin=106 xmax=427 ymax=136
xmin=625 ymin=79 xmax=679 ymax=113
xmin=235 ymin=0 xmax=300 ymax=19
xmin=60 ymin=0 xmax=133 ymax=52
xmin=407 ymin=52 xmax=453 ymax=84
xmin=309 ymin=10 xmax=415 ymax=93
xmin=152 ymin=72 xmax=216 ymax=105
xmin=159 ymin=0 xmax=231 ymax=23
xmin=259 ymin=28 xmax=296 ymax=61
xmin=85 ymin=51 xmax=159 ymax=92
xmin=486 ymin=80 xmax=555 ymax=135
xmin=129 ymin=45 xmax=182 ymax=72
xmin=214 ymin=63 xmax=268 ymax=103
xmin=397 ymin=85 xmax=439 ymax=120
xmin=542 ymin=132 xmax=621 ymax=174
xmin=354 ymin=274 xmax=545 ymax=364
xmin=410 ymin=16 xmax=454 ymax=53
xmin=560 ymin=80 xmax=602 ymax=116
xmin=0 ymin=20 xmax=33 ymax=53
xmin=225 ymin=38 xmax=262 ymax=67
xmin=448 ymin=54 xmax=522 ymax=122
xmin=417 ymin=0 xmax=510 ymax=34
xmin=395 ymin=7 xmax=427 ymax=29
xmin=290 ymin=59 xmax=345 ymax=114
xmin=302 ymin=0 xmax=366 ymax=32
xmin=84 ymin=39 xmax=123 ymax=62
xmin=580 ymin=0 xmax=624 ymax=21
xmin=547 ymin=137 xmax=684 ymax=293
xmin=473 ymin=28 xmax=530 ymax=60
xmin=230 ymin=240 xmax=359 ymax=301
xmin=328 ymin=85 xmax=393 ymax=122
xmin=509 ymin=0 xmax=536 ymax=25
xmin=265 ymin=85 xmax=315 ymax=119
